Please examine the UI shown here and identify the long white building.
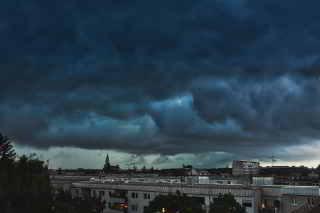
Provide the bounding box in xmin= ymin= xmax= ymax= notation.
xmin=71 ymin=180 xmax=260 ymax=213
xmin=51 ymin=175 xmax=320 ymax=213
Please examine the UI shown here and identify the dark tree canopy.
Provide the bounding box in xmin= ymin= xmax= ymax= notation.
xmin=209 ymin=193 xmax=246 ymax=213
xmin=53 ymin=189 xmax=106 ymax=213
xmin=0 ymin=134 xmax=16 ymax=161
xmin=144 ymin=191 xmax=204 ymax=213
xmin=0 ymin=154 xmax=52 ymax=212
xmin=0 ymin=132 xmax=106 ymax=213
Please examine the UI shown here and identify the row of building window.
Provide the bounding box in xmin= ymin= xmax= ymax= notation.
xmin=144 ymin=193 xmax=151 ymax=199
xmin=91 ymin=190 xmax=105 ymax=197
xmin=83 ymin=189 xmax=152 ymax=200
xmin=91 ymin=190 xmax=130 ymax=198
xmin=132 ymin=192 xmax=138 ymax=198
xmin=131 ymin=204 xmax=149 ymax=212
xmin=131 ymin=192 xmax=151 ymax=199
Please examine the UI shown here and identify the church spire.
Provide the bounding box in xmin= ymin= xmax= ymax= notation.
xmin=105 ymin=154 xmax=110 ymax=165
xmin=103 ymin=153 xmax=120 ymax=173
xmin=103 ymin=154 xmax=111 ymax=172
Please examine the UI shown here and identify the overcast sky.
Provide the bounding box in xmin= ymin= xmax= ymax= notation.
xmin=2 ymin=0 xmax=320 ymax=169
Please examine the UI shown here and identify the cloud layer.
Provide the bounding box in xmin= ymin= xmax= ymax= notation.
xmin=1 ymin=0 xmax=320 ymax=166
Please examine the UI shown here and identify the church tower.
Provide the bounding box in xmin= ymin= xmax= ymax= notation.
xmin=103 ymin=153 xmax=120 ymax=173
xmin=105 ymin=154 xmax=110 ymax=166
xmin=103 ymin=154 xmax=111 ymax=172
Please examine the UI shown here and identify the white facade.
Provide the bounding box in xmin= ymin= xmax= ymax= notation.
xmin=252 ymin=177 xmax=274 ymax=186
xmin=281 ymin=186 xmax=319 ymax=196
xmin=52 ymin=175 xmax=320 ymax=213
xmin=71 ymin=181 xmax=260 ymax=213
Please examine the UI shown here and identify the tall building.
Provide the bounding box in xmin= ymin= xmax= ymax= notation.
xmin=232 ymin=160 xmax=260 ymax=176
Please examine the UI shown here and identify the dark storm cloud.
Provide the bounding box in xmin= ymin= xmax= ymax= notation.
xmin=1 ymin=0 xmax=320 ymax=162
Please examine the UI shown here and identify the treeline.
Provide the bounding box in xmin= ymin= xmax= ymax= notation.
xmin=0 ymin=134 xmax=52 ymax=213
xmin=144 ymin=191 xmax=246 ymax=213
xmin=0 ymin=133 xmax=104 ymax=213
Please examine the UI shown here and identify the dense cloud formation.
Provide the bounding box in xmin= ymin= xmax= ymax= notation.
xmin=1 ymin=0 xmax=320 ymax=165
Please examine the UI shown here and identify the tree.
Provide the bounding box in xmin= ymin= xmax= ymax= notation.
xmin=316 ymin=164 xmax=320 ymax=174
xmin=0 ymin=133 xmax=107 ymax=213
xmin=209 ymin=193 xmax=246 ymax=213
xmin=144 ymin=191 xmax=204 ymax=213
xmin=0 ymin=133 xmax=52 ymax=213
xmin=53 ymin=189 xmax=106 ymax=213
xmin=0 ymin=133 xmax=17 ymax=193
xmin=0 ymin=155 xmax=53 ymax=213
xmin=0 ymin=133 xmax=16 ymax=161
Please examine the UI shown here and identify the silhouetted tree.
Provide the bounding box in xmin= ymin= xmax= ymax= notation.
xmin=0 ymin=133 xmax=52 ymax=213
xmin=209 ymin=193 xmax=246 ymax=213
xmin=53 ymin=189 xmax=106 ymax=213
xmin=0 ymin=133 xmax=107 ymax=213
xmin=0 ymin=134 xmax=16 ymax=160
xmin=144 ymin=191 xmax=204 ymax=213
xmin=316 ymin=164 xmax=320 ymax=175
